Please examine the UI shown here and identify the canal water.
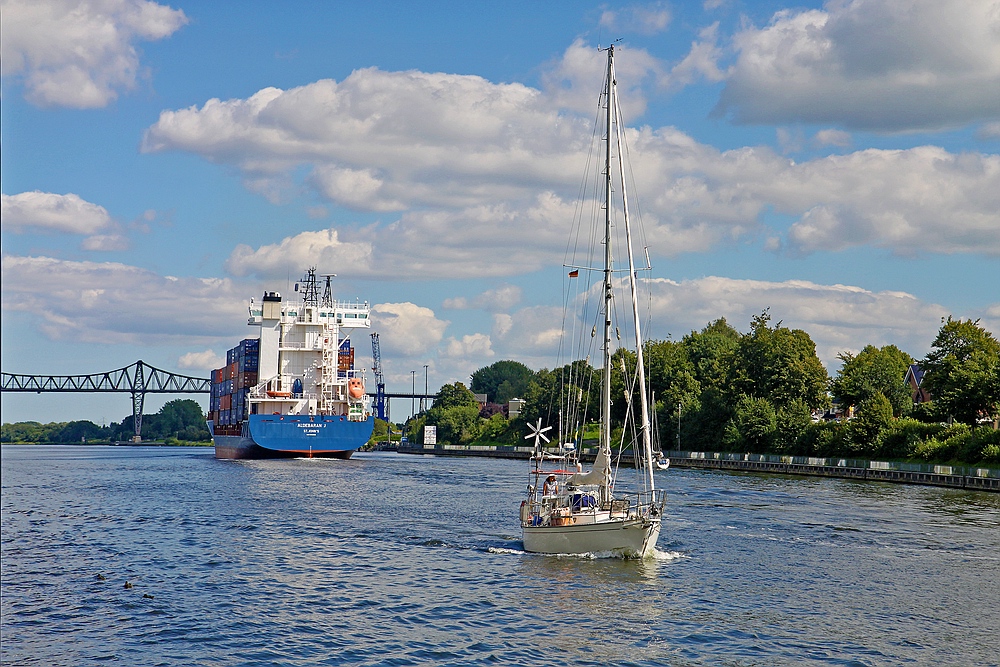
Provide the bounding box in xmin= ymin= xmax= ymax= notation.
xmin=2 ymin=446 xmax=998 ymax=666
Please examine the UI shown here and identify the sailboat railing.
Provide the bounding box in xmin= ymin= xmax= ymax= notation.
xmin=520 ymin=487 xmax=665 ymax=528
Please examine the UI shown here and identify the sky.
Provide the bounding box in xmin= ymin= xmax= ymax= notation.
xmin=2 ymin=0 xmax=999 ymax=426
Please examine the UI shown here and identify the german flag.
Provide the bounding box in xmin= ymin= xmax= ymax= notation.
xmin=568 ymin=270 xmax=579 ymax=278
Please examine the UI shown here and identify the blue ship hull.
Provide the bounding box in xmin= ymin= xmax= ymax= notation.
xmin=210 ymin=414 xmax=374 ymax=459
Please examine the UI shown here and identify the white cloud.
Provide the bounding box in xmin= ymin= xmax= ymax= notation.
xmin=142 ymin=69 xmax=585 ymax=210
xmin=979 ymin=121 xmax=1000 ymax=140
xmin=0 ymin=0 xmax=188 ymax=108
xmin=541 ymin=39 xmax=661 ymax=118
xmin=370 ymin=302 xmax=448 ymax=356
xmin=640 ymin=276 xmax=956 ymax=368
xmin=813 ymin=128 xmax=852 ymax=148
xmin=146 ymin=60 xmax=998 ymax=276
xmin=491 ymin=305 xmax=566 ymax=360
xmin=178 ymin=350 xmax=224 ymax=370
xmin=2 ymin=191 xmax=112 ymax=234
xmin=776 ymin=127 xmax=804 ymax=154
xmin=1 ymin=191 xmax=129 ymax=251
xmin=443 ymin=333 xmax=494 ymax=359
xmin=782 ymin=147 xmax=1000 ymax=255
xmin=599 ymin=3 xmax=671 ymax=36
xmin=81 ymin=234 xmax=130 ymax=251
xmin=443 ymin=284 xmax=522 ymax=312
xmin=1 ymin=255 xmax=247 ymax=343
xmin=225 ymin=229 xmax=374 ymax=278
xmin=716 ymin=0 xmax=1000 ymax=131
xmin=492 ymin=313 xmax=514 ymax=338
xmin=665 ymin=22 xmax=726 ymax=89
xmin=500 ymin=274 xmax=997 ymax=373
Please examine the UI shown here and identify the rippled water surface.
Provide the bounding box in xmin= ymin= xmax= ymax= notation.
xmin=2 ymin=445 xmax=999 ymax=666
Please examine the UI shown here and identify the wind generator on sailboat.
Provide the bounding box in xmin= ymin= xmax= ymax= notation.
xmin=519 ymin=44 xmax=665 ymax=558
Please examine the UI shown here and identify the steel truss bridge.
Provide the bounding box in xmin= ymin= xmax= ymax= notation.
xmin=1 ymin=361 xmax=210 ymax=440
xmin=1 ymin=361 xmax=435 ymax=440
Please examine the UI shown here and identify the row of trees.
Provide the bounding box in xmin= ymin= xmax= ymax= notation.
xmin=2 ymin=399 xmax=211 ymax=444
xmin=406 ymin=314 xmax=1000 ymax=465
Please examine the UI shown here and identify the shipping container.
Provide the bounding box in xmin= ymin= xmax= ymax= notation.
xmin=221 ymin=394 xmax=232 ymax=410
xmin=338 ymin=348 xmax=355 ymax=371
xmin=236 ymin=371 xmax=257 ymax=389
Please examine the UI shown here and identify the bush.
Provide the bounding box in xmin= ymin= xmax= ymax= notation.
xmin=960 ymin=427 xmax=1000 ymax=464
xmin=795 ymin=420 xmax=849 ymax=457
xmin=875 ymin=418 xmax=944 ymax=460
xmin=479 ymin=413 xmax=518 ymax=444
xmin=980 ymin=444 xmax=1000 ymax=465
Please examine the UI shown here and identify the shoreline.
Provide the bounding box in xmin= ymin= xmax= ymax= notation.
xmin=395 ymin=443 xmax=1000 ymax=492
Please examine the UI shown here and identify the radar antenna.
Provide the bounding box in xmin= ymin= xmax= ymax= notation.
xmin=321 ymin=273 xmax=337 ymax=308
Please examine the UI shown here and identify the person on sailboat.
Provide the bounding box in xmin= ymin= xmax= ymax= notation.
xmin=543 ymin=475 xmax=559 ymax=496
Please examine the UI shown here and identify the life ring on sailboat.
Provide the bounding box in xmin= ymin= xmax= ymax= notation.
xmin=347 ymin=377 xmax=365 ymax=400
xmin=519 ymin=500 xmax=531 ymax=524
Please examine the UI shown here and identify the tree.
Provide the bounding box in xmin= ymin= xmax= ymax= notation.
xmin=774 ymin=399 xmax=813 ymax=453
xmin=369 ymin=418 xmax=391 ymax=444
xmin=55 ymin=420 xmax=107 ymax=443
xmin=645 ymin=339 xmax=701 ymax=411
xmin=521 ymin=360 xmax=598 ymax=432
xmin=154 ymin=399 xmax=209 ymax=440
xmin=616 ymin=319 xmax=739 ymax=451
xmin=470 ymin=360 xmax=535 ymax=406
xmin=723 ymin=395 xmax=777 ymax=453
xmin=424 ymin=382 xmax=481 ymax=445
xmin=428 ymin=405 xmax=481 ymax=445
xmin=732 ymin=310 xmax=829 ymax=410
xmin=848 ymin=391 xmax=894 ymax=454
xmin=433 ymin=382 xmax=479 ymax=410
xmin=921 ymin=317 xmax=1000 ymax=427
xmin=831 ymin=345 xmax=914 ymax=417
xmin=683 ymin=318 xmax=739 ymax=392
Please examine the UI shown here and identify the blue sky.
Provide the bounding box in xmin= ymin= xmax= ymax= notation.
xmin=2 ymin=0 xmax=998 ymax=425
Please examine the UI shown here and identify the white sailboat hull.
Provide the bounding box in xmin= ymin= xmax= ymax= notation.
xmin=523 ymin=518 xmax=661 ymax=558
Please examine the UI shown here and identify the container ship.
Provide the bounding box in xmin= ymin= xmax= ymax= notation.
xmin=207 ymin=268 xmax=375 ymax=459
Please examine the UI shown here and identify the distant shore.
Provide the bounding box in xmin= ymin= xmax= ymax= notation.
xmin=396 ymin=443 xmax=1000 ymax=492
xmin=0 ymin=441 xmax=212 ymax=447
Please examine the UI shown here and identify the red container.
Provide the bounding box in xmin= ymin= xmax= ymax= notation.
xmin=220 ymin=394 xmax=232 ymax=410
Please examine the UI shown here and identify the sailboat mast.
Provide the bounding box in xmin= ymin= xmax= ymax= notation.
xmin=600 ymin=45 xmax=615 ymax=478
xmin=611 ymin=54 xmax=657 ymax=491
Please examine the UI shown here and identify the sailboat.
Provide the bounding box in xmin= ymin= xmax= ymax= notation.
xmin=519 ymin=44 xmax=665 ymax=558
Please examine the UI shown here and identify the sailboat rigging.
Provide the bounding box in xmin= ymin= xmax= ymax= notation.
xmin=519 ymin=44 xmax=666 ymax=558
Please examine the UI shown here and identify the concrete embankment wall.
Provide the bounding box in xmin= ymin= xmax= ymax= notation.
xmin=670 ymin=453 xmax=1000 ymax=492
xmin=395 ymin=444 xmax=1000 ymax=492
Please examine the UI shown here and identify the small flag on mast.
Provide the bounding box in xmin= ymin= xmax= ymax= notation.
xmin=568 ymin=270 xmax=579 ymax=277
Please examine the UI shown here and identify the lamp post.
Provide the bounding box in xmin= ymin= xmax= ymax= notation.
xmin=421 ymin=364 xmax=428 ymax=412
xmin=677 ymin=402 xmax=682 ymax=450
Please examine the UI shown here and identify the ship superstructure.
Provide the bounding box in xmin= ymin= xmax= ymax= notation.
xmin=208 ymin=268 xmax=374 ymax=459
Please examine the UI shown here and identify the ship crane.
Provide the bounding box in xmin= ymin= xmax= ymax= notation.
xmin=370 ymin=332 xmax=387 ymax=421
